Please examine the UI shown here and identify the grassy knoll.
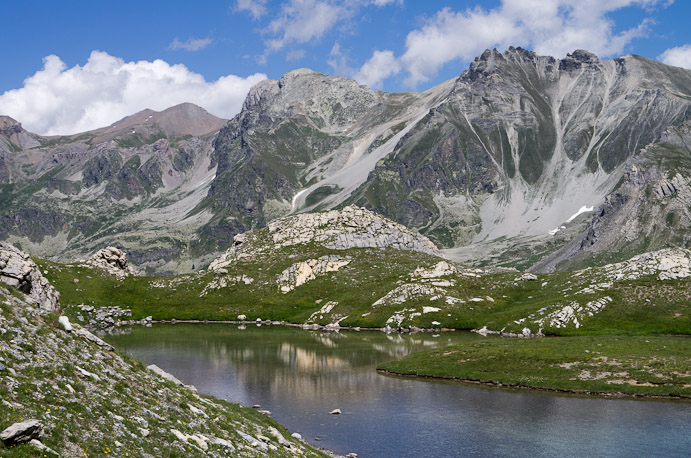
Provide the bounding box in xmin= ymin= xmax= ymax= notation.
xmin=37 ymin=248 xmax=691 ymax=336
xmin=378 ymin=335 xmax=691 ymax=398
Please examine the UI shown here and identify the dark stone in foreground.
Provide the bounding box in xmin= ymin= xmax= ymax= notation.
xmin=0 ymin=419 xmax=43 ymax=445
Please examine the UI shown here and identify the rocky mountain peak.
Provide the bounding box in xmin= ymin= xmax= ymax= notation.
xmin=98 ymin=103 xmax=226 ymax=139
xmin=559 ymin=49 xmax=600 ymax=71
xmin=0 ymin=116 xmax=24 ymax=136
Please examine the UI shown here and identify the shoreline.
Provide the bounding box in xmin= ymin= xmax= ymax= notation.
xmin=101 ymin=320 xmax=691 ymax=401
xmin=111 ymin=317 xmax=467 ymax=334
xmin=376 ymin=369 xmax=691 ymax=402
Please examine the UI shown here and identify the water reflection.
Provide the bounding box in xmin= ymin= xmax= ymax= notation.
xmin=108 ymin=324 xmax=691 ymax=458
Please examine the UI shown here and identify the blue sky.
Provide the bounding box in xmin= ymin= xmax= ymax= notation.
xmin=1 ymin=1 xmax=691 ymax=135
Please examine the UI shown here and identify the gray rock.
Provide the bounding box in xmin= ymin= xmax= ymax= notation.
xmin=29 ymin=438 xmax=58 ymax=455
xmin=58 ymin=315 xmax=72 ymax=332
xmin=0 ymin=419 xmax=43 ymax=445
xmin=85 ymin=247 xmax=138 ymax=278
xmin=147 ymin=364 xmax=184 ymax=386
xmin=0 ymin=242 xmax=60 ymax=312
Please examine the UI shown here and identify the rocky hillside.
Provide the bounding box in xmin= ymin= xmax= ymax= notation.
xmin=0 ymin=242 xmax=328 ymax=457
xmin=535 ymin=120 xmax=691 ymax=271
xmin=204 ymin=48 xmax=691 ymax=271
xmin=0 ymin=104 xmax=226 ymax=275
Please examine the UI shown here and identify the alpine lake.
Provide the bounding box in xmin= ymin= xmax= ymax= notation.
xmin=106 ymin=323 xmax=691 ymax=458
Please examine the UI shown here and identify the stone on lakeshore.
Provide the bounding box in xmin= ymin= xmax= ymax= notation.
xmin=147 ymin=364 xmax=184 ymax=386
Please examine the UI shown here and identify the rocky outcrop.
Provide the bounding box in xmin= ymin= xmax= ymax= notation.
xmin=0 ymin=242 xmax=59 ymax=312
xmin=277 ymin=255 xmax=351 ymax=293
xmin=209 ymin=206 xmax=442 ymax=271
xmin=599 ymin=248 xmax=691 ymax=281
xmin=85 ymin=246 xmax=138 ymax=278
xmin=0 ymin=420 xmax=43 ymax=446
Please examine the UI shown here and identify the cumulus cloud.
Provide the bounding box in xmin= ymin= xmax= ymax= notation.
xmin=658 ymin=44 xmax=691 ymax=69
xmin=285 ymin=49 xmax=307 ymax=61
xmin=236 ymin=0 xmax=269 ymax=19
xmin=391 ymin=0 xmax=669 ymax=86
xmin=327 ymin=42 xmax=350 ymax=76
xmin=249 ymin=0 xmax=402 ymax=61
xmin=353 ymin=50 xmax=401 ymax=89
xmin=168 ymin=37 xmax=213 ymax=51
xmin=266 ymin=0 xmax=346 ymax=52
xmin=0 ymin=51 xmax=267 ymax=135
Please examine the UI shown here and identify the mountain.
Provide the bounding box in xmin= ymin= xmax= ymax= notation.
xmin=0 ymin=103 xmax=226 ymax=274
xmin=2 ymin=48 xmax=691 ymax=273
xmin=203 ymin=48 xmax=691 ymax=271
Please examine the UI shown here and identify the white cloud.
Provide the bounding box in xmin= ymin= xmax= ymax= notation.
xmin=395 ymin=0 xmax=668 ymax=86
xmin=353 ymin=50 xmax=401 ymax=89
xmin=0 ymin=51 xmax=267 ymax=135
xmin=168 ymin=37 xmax=213 ymax=51
xmin=286 ymin=49 xmax=307 ymax=61
xmin=658 ymin=44 xmax=691 ymax=69
xmin=327 ymin=42 xmax=350 ymax=76
xmin=368 ymin=0 xmax=403 ymax=5
xmin=236 ymin=0 xmax=269 ymax=19
xmin=252 ymin=0 xmax=403 ymax=61
xmin=266 ymin=0 xmax=346 ymax=52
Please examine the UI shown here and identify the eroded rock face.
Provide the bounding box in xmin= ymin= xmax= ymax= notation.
xmin=0 ymin=242 xmax=59 ymax=312
xmin=85 ymin=247 xmax=138 ymax=278
xmin=209 ymin=206 xmax=441 ymax=271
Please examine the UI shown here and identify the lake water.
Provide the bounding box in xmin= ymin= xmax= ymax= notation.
xmin=106 ymin=324 xmax=691 ymax=458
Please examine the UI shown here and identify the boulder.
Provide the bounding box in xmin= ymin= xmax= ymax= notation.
xmin=515 ymin=272 xmax=538 ymax=281
xmin=85 ymin=246 xmax=138 ymax=278
xmin=58 ymin=315 xmax=73 ymax=332
xmin=0 ymin=242 xmax=60 ymax=312
xmin=0 ymin=419 xmax=43 ymax=445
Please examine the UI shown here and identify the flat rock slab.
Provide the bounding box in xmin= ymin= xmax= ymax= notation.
xmin=0 ymin=419 xmax=43 ymax=445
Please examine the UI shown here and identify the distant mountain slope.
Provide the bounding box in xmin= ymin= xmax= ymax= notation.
xmin=0 ymin=104 xmax=226 ymax=274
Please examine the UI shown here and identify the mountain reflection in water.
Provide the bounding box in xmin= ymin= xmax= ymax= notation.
xmin=107 ymin=324 xmax=691 ymax=458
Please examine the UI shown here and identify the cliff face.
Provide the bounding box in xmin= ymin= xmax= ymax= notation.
xmin=534 ymin=120 xmax=691 ymax=271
